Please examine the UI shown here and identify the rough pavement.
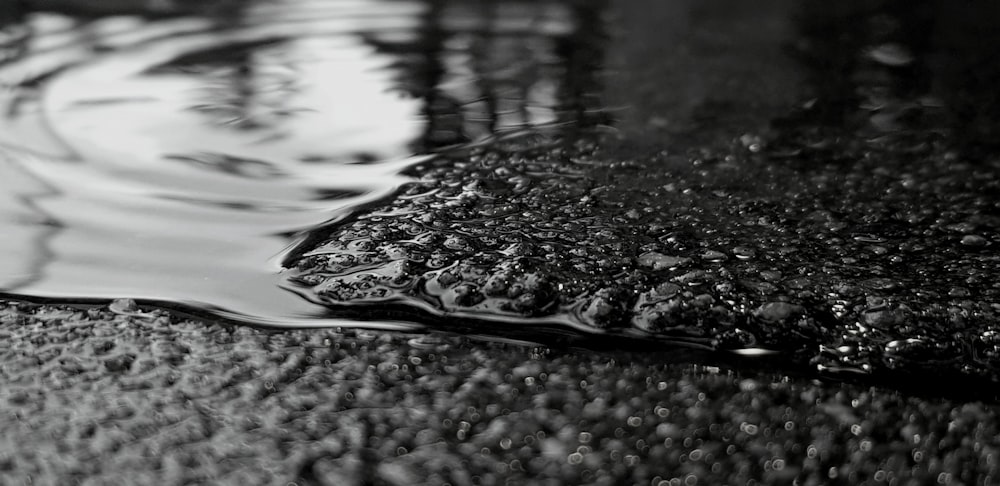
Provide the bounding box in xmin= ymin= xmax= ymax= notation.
xmin=3 ymin=298 xmax=1000 ymax=485
xmin=2 ymin=0 xmax=1000 ymax=484
xmin=286 ymin=0 xmax=1000 ymax=392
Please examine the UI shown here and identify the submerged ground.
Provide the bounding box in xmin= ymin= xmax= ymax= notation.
xmin=2 ymin=0 xmax=1000 ymax=484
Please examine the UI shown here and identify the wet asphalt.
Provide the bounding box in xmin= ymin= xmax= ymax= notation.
xmin=3 ymin=299 xmax=1000 ymax=485
xmin=2 ymin=0 xmax=1000 ymax=484
xmin=287 ymin=0 xmax=1000 ymax=395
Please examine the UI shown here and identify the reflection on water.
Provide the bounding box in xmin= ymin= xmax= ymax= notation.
xmin=0 ymin=0 xmax=605 ymax=325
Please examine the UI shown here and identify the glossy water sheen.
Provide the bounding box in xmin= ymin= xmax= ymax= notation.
xmin=0 ymin=0 xmax=589 ymax=327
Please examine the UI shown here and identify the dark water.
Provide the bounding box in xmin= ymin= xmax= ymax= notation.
xmin=2 ymin=0 xmax=1000 ymax=392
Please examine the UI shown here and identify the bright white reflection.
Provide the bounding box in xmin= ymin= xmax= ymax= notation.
xmin=0 ymin=3 xmax=428 ymax=321
xmin=0 ymin=0 xmax=581 ymax=327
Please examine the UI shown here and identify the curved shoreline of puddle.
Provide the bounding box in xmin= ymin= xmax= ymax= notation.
xmin=2 ymin=0 xmax=1000 ymax=396
xmin=0 ymin=0 xmax=601 ymax=329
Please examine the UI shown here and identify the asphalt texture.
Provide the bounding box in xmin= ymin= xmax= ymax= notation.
xmin=3 ymin=0 xmax=1000 ymax=485
xmin=286 ymin=0 xmax=1000 ymax=393
xmin=3 ymin=298 xmax=1000 ymax=486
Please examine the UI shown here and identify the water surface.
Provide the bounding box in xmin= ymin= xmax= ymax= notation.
xmin=0 ymin=0 xmax=593 ymax=327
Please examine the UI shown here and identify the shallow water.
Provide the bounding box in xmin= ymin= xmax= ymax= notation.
xmin=0 ymin=0 xmax=594 ymax=328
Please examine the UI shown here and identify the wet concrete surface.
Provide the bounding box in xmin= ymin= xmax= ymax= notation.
xmin=286 ymin=0 xmax=1000 ymax=394
xmin=2 ymin=0 xmax=1000 ymax=484
xmin=3 ymin=299 xmax=1000 ymax=485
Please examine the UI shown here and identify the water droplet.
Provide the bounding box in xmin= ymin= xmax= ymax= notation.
xmin=853 ymin=234 xmax=886 ymax=244
xmin=700 ymin=250 xmax=727 ymax=262
xmin=961 ymin=234 xmax=987 ymax=247
xmin=753 ymin=302 xmax=805 ymax=322
xmin=948 ymin=287 xmax=970 ymax=298
xmin=739 ymin=133 xmax=763 ymax=153
xmin=674 ymin=270 xmax=707 ymax=287
xmin=732 ymin=246 xmax=756 ymax=260
xmin=637 ymin=252 xmax=690 ymax=270
xmin=867 ymin=43 xmax=914 ymax=66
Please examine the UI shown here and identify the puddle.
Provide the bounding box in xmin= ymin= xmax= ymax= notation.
xmin=0 ymin=0 xmax=604 ymax=328
xmin=3 ymin=0 xmax=998 ymax=392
